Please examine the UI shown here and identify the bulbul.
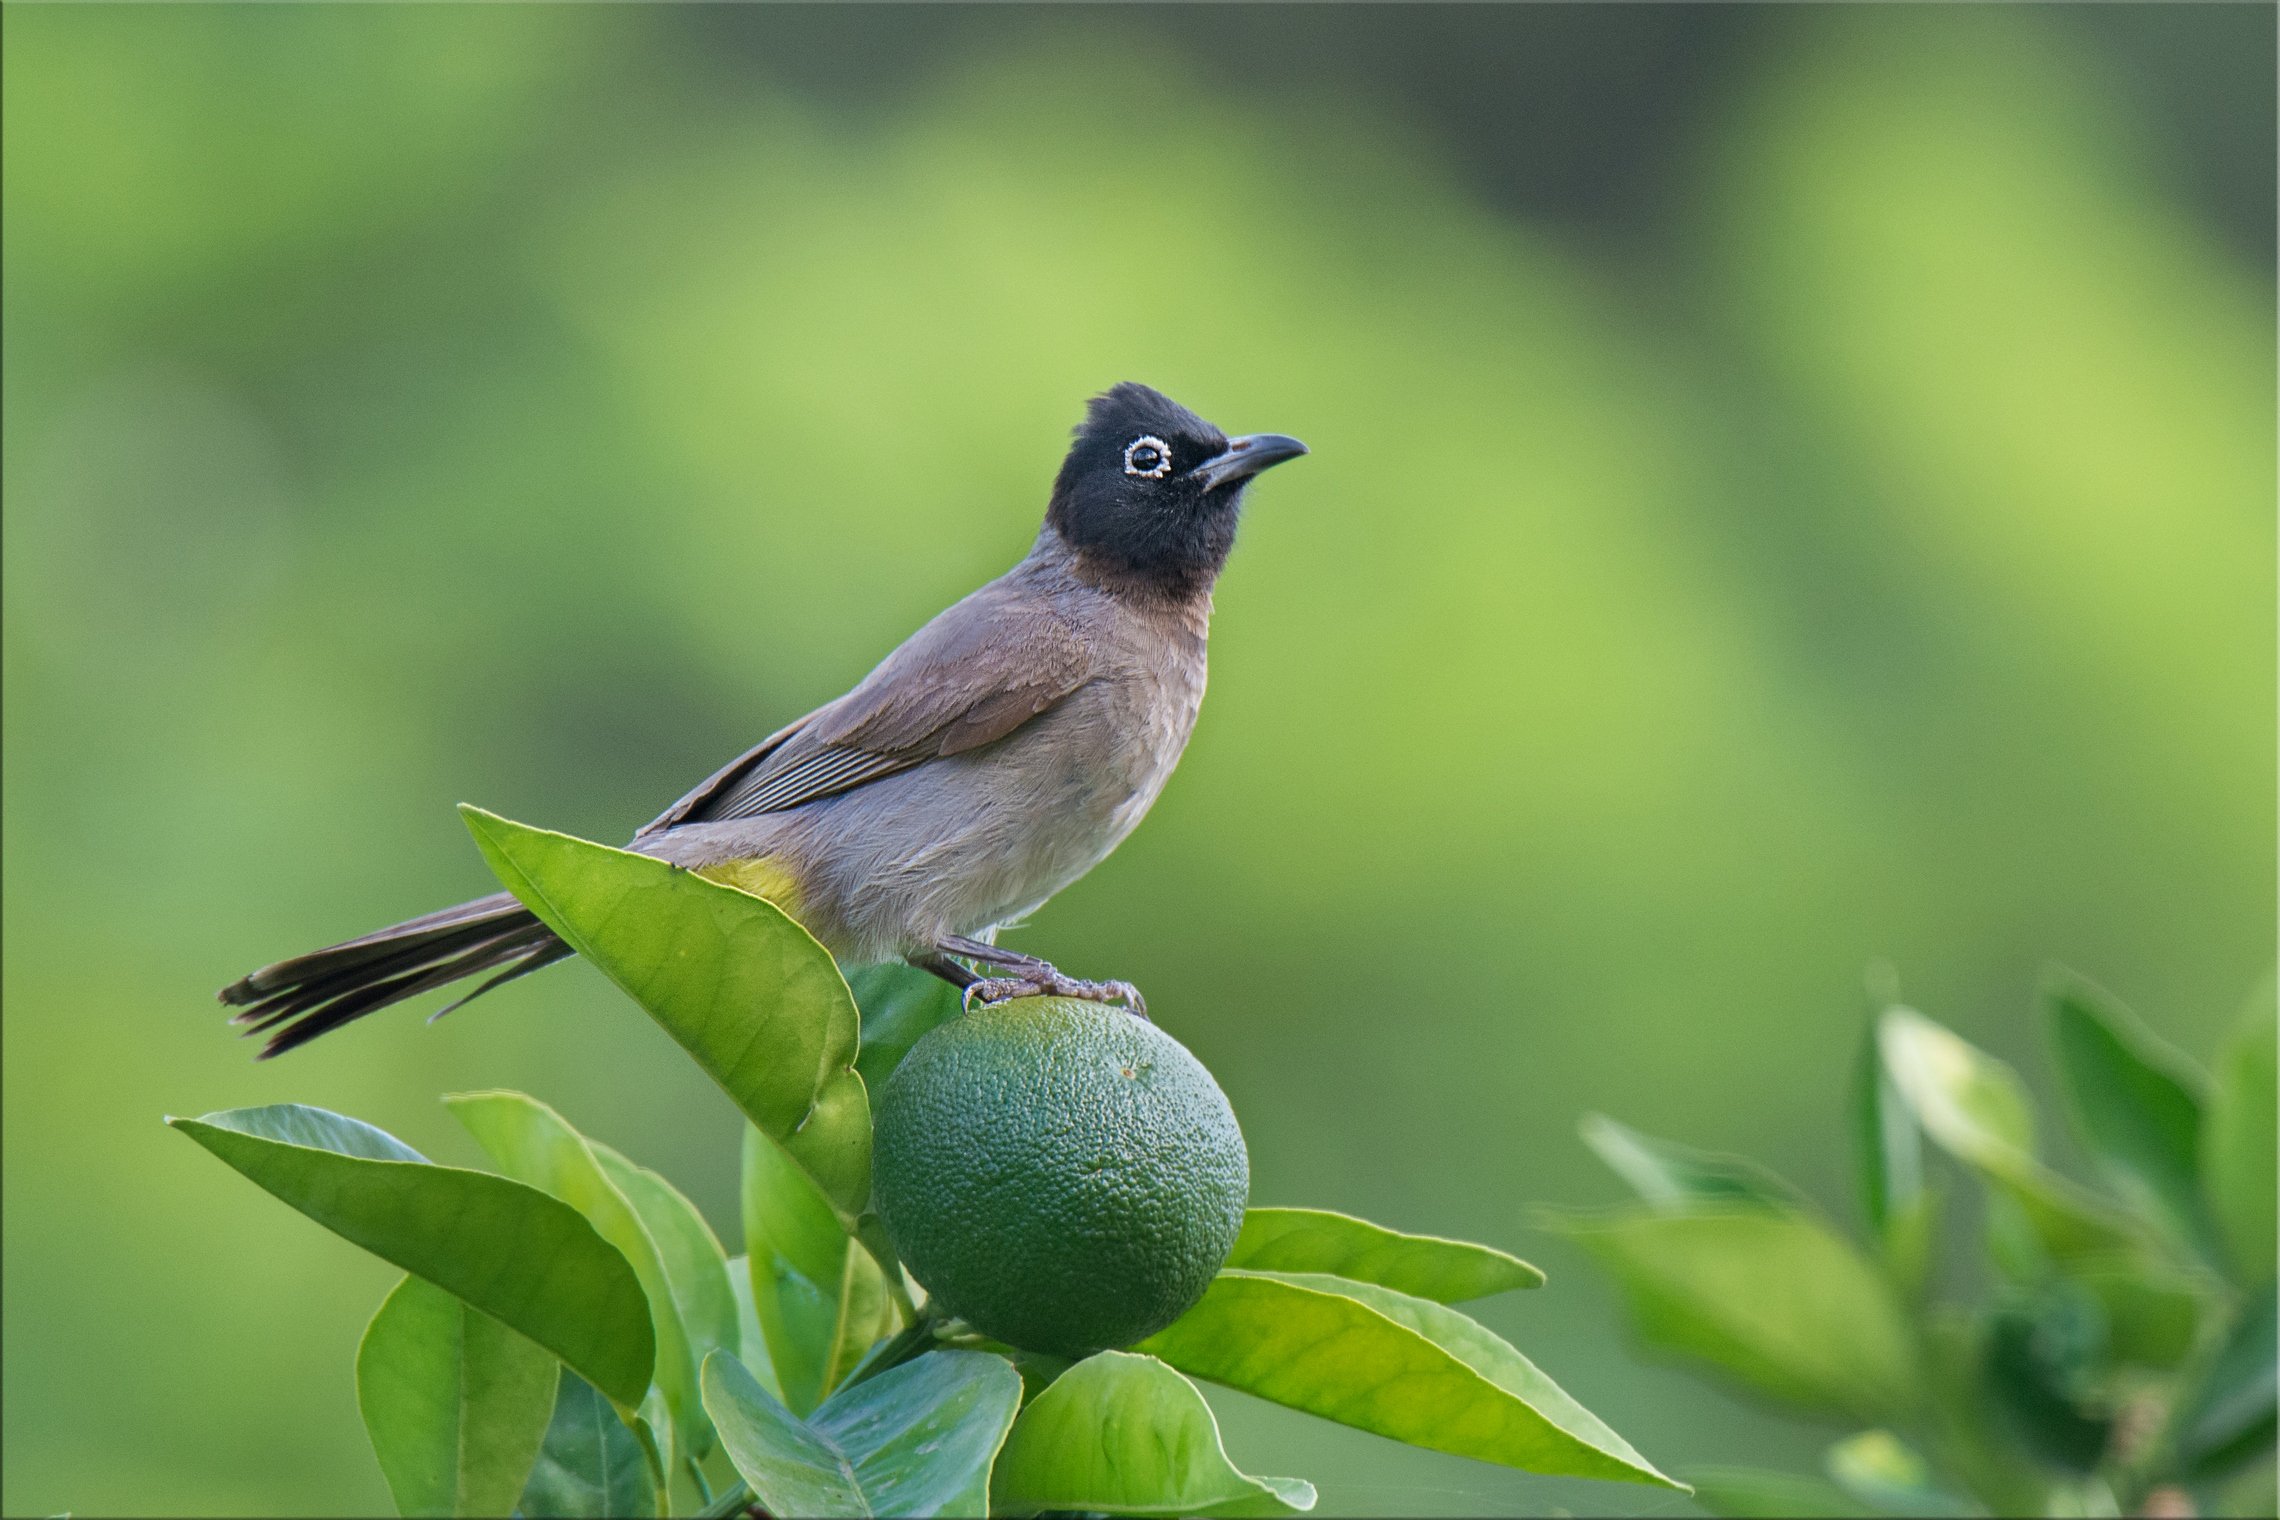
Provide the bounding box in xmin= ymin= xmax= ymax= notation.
xmin=222 ymin=383 xmax=1307 ymax=1056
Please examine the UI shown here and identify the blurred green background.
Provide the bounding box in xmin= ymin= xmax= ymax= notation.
xmin=4 ymin=5 xmax=2271 ymax=1515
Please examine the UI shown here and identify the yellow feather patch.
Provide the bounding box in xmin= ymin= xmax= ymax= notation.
xmin=694 ymin=856 xmax=804 ymax=917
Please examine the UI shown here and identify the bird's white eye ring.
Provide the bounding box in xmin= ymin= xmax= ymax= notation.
xmin=1123 ymin=435 xmax=1172 ymax=479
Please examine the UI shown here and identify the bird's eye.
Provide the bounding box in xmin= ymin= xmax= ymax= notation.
xmin=1122 ymin=435 xmax=1172 ymax=480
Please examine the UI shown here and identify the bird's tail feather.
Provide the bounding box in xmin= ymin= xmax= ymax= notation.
xmin=218 ymin=891 xmax=569 ymax=1058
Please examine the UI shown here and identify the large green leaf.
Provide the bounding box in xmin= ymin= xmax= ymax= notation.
xmin=848 ymin=962 xmax=966 ymax=1092
xmin=1139 ymin=1269 xmax=1681 ymax=1489
xmin=591 ymin=1141 xmax=739 ymax=1408
xmin=460 ymin=807 xmax=870 ymax=1219
xmin=741 ymin=1121 xmax=890 ymax=1416
xmin=357 ymin=1274 xmax=558 ymax=1518
xmin=169 ymin=1105 xmax=652 ymax=1406
xmin=520 ymin=1368 xmax=660 ymax=1519
xmin=2201 ymin=977 xmax=2277 ymax=1288
xmin=1878 ymin=1008 xmax=2145 ymax=1262
xmin=2043 ymin=972 xmax=2215 ymax=1254
xmin=1543 ymin=1207 xmax=1919 ymax=1423
xmin=447 ymin=1091 xmax=706 ymax=1459
xmin=992 ymin=1350 xmax=1313 ymax=1518
xmin=1580 ymin=1113 xmax=1806 ymax=1214
xmin=703 ymin=1348 xmax=1022 ymax=1518
xmin=1225 ymin=1208 xmax=1541 ymax=1301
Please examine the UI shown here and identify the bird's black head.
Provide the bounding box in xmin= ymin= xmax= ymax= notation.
xmin=1045 ymin=382 xmax=1307 ymax=597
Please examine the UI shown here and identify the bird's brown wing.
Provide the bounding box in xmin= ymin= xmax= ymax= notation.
xmin=638 ymin=586 xmax=1094 ymax=835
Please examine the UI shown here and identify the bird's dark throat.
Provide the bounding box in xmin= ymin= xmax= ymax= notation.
xmin=1047 ymin=495 xmax=1241 ymax=602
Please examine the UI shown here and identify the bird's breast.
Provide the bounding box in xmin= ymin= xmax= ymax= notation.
xmin=713 ymin=593 xmax=1214 ymax=961
xmin=948 ymin=613 xmax=1208 ymax=924
xmin=1098 ymin=641 xmax=1207 ymax=841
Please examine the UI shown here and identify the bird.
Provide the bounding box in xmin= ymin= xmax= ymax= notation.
xmin=220 ymin=383 xmax=1307 ymax=1056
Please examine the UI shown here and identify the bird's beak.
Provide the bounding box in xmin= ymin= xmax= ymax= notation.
xmin=1196 ymin=433 xmax=1309 ymax=492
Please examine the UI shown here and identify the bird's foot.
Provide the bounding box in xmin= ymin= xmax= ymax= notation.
xmin=966 ymin=970 xmax=1148 ymax=1020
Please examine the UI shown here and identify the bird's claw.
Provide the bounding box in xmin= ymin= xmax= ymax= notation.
xmin=963 ymin=976 xmax=1038 ymax=1011
xmin=957 ymin=975 xmax=1030 ymax=1011
xmin=967 ymin=972 xmax=1149 ymax=1020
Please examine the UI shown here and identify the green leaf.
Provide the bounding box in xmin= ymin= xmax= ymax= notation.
xmin=1854 ymin=1021 xmax=1920 ymax=1232
xmin=1981 ymin=1284 xmax=2111 ymax=1473
xmin=853 ymin=1211 xmax=918 ymax=1323
xmin=1007 ymin=1348 xmax=1074 ymax=1405
xmin=1138 ymin=1269 xmax=1681 ymax=1489
xmin=2210 ymin=1462 xmax=2280 ymax=1520
xmin=590 ymin=1141 xmax=740 ymax=1411
xmin=1880 ymin=1005 xmax=2033 ymax=1151
xmin=196 ymin=1103 xmax=427 ymax=1161
xmin=630 ymin=1390 xmax=673 ymax=1506
xmin=830 ymin=1234 xmax=897 ymax=1391
xmin=2201 ymin=976 xmax=2277 ymax=1288
xmin=1823 ymin=1429 xmax=1969 ymax=1516
xmin=2068 ymin=1252 xmax=2212 ymax=1369
xmin=991 ymin=1350 xmax=1314 ymax=1518
xmin=1852 ymin=1019 xmax=1939 ymax=1297
xmin=703 ymin=1348 xmax=1022 ymax=1518
xmin=1917 ymin=1310 xmax=2053 ymax=1518
xmin=1225 ymin=1207 xmax=1541 ymax=1301
xmin=1542 ymin=1207 xmax=1918 ymax=1423
xmin=356 ymin=1275 xmax=558 ymax=1518
xmin=722 ymin=1254 xmax=785 ymax=1402
xmin=2166 ymin=1288 xmax=2278 ymax=1483
xmin=1687 ymin=1465 xmax=1873 ymax=1518
xmin=460 ymin=807 xmax=870 ymax=1219
xmin=169 ymin=1105 xmax=652 ymax=1406
xmin=2043 ymin=971 xmax=2216 ymax=1254
xmin=1878 ymin=1008 xmax=2145 ymax=1262
xmin=1580 ymin=1113 xmax=1806 ymax=1213
xmin=446 ymin=1091 xmax=706 ymax=1460
xmin=520 ymin=1368 xmax=660 ymax=1519
xmin=742 ymin=1121 xmax=844 ymax=1415
xmin=848 ymin=962 xmax=966 ymax=1092
xmin=741 ymin=1121 xmax=889 ymax=1416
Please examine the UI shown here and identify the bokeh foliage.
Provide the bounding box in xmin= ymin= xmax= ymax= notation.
xmin=3 ymin=6 xmax=2271 ymax=1515
xmin=1545 ymin=979 xmax=2277 ymax=1516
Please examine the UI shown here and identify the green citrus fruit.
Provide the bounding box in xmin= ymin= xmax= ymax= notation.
xmin=871 ymin=997 xmax=1248 ymax=1357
